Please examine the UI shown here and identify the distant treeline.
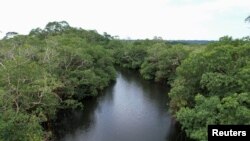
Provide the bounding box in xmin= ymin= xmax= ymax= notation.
xmin=119 ymin=39 xmax=214 ymax=45
xmin=167 ymin=40 xmax=214 ymax=45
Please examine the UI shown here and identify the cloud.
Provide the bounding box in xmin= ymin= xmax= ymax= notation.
xmin=158 ymin=0 xmax=250 ymax=39
xmin=0 ymin=0 xmax=249 ymax=39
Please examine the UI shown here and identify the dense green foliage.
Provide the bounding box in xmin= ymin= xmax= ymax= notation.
xmin=113 ymin=40 xmax=195 ymax=84
xmin=112 ymin=36 xmax=250 ymax=141
xmin=169 ymin=38 xmax=250 ymax=140
xmin=0 ymin=21 xmax=115 ymax=140
xmin=0 ymin=21 xmax=249 ymax=141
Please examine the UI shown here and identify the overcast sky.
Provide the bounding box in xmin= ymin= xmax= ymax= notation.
xmin=0 ymin=0 xmax=249 ymax=40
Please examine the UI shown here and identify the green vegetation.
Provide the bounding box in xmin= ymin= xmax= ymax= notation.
xmin=0 ymin=21 xmax=249 ymax=141
xmin=0 ymin=21 xmax=115 ymax=140
xmin=169 ymin=37 xmax=250 ymax=140
xmin=113 ymin=36 xmax=250 ymax=141
xmin=113 ymin=40 xmax=196 ymax=84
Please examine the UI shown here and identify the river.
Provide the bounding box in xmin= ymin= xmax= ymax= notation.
xmin=53 ymin=69 xmax=187 ymax=141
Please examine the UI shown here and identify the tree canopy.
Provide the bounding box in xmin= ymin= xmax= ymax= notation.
xmin=0 ymin=21 xmax=249 ymax=141
xmin=0 ymin=21 xmax=115 ymax=140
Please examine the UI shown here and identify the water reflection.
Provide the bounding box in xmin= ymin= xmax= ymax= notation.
xmin=53 ymin=69 xmax=186 ymax=141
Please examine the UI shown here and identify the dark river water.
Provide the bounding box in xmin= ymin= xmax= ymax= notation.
xmin=53 ymin=69 xmax=187 ymax=141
